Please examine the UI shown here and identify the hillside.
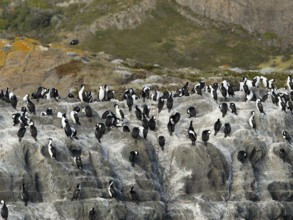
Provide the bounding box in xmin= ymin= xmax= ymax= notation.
xmin=0 ymin=37 xmax=293 ymax=219
xmin=0 ymin=0 xmax=292 ymax=69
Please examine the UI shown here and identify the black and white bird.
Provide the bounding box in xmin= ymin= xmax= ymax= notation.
xmin=132 ymin=127 xmax=140 ymax=143
xmin=282 ymin=130 xmax=291 ymax=144
xmin=256 ymin=99 xmax=266 ymax=115
xmin=166 ymin=94 xmax=173 ymax=113
xmin=64 ymin=119 xmax=78 ymax=140
xmin=170 ymin=112 xmax=181 ymax=125
xmin=202 ymin=130 xmax=211 ymax=146
xmin=1 ymin=200 xmax=8 ymax=220
xmin=21 ymin=183 xmax=29 ymax=206
xmin=220 ymin=83 xmax=227 ymax=100
xmin=149 ymin=116 xmax=156 ymax=131
xmin=214 ymin=119 xmax=222 ymax=136
xmin=249 ymin=111 xmax=257 ymax=131
xmin=41 ymin=107 xmax=53 ymax=116
xmin=141 ymin=114 xmax=149 ymax=129
xmin=9 ymin=92 xmax=18 ymax=109
xmin=70 ymin=110 xmax=81 ymax=125
xmin=219 ymin=103 xmax=228 ymax=117
xmin=126 ymin=94 xmax=134 ymax=112
xmin=237 ymin=150 xmax=247 ymax=163
xmin=29 ymin=121 xmax=38 ymax=141
xmin=142 ymin=105 xmax=150 ymax=118
xmin=188 ymin=121 xmax=197 ymax=145
xmin=89 ymin=207 xmax=96 ymax=220
xmin=70 ymin=39 xmax=79 ymax=45
xmin=48 ymin=138 xmax=57 ymax=159
xmin=17 ymin=125 xmax=27 ymax=142
xmin=129 ymin=150 xmax=139 ymax=167
xmin=130 ymin=186 xmax=139 ymax=204
xmin=135 ymin=105 xmax=142 ymax=120
xmin=75 ymin=156 xmax=83 ymax=169
xmin=245 ymin=90 xmax=256 ymax=102
xmin=224 ymin=123 xmax=231 ymax=138
xmin=142 ymin=86 xmax=150 ymax=102
xmin=278 ymin=96 xmax=287 ymax=113
xmin=82 ymin=105 xmax=93 ymax=120
xmin=24 ymin=94 xmax=36 ymax=114
xmin=287 ymin=76 xmax=293 ymax=90
xmin=157 ymin=97 xmax=164 ymax=113
xmin=167 ymin=118 xmax=175 ymax=136
xmin=98 ymin=85 xmax=106 ymax=101
xmin=187 ymin=106 xmax=196 ymax=118
xmin=71 ymin=184 xmax=81 ymax=201
xmin=108 ymin=180 xmax=117 ymax=200
xmin=229 ymin=103 xmax=237 ymax=115
xmin=78 ymin=84 xmax=86 ymax=102
xmin=114 ymin=104 xmax=124 ymax=120
xmin=158 ymin=136 xmax=166 ymax=151
xmin=95 ymin=123 xmax=106 ymax=143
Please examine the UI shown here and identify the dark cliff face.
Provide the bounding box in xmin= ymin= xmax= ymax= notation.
xmin=175 ymin=0 xmax=293 ymax=47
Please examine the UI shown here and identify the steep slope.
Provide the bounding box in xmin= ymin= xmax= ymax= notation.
xmin=0 ymin=72 xmax=293 ymax=219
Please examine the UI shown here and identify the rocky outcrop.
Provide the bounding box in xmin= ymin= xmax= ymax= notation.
xmin=175 ymin=0 xmax=293 ymax=46
xmin=1 ymin=73 xmax=293 ymax=219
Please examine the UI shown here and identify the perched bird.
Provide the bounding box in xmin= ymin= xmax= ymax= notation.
xmin=214 ymin=119 xmax=222 ymax=136
xmin=132 ymin=127 xmax=140 ymax=143
xmin=187 ymin=106 xmax=196 ymax=118
xmin=17 ymin=125 xmax=27 ymax=142
xmin=108 ymin=180 xmax=117 ymax=200
xmin=71 ymin=184 xmax=81 ymax=201
xmin=115 ymin=104 xmax=124 ymax=120
xmin=82 ymin=105 xmax=93 ymax=120
xmin=237 ymin=150 xmax=247 ymax=163
xmin=202 ymin=130 xmax=211 ymax=146
xmin=142 ymin=105 xmax=150 ymax=118
xmin=170 ymin=112 xmax=181 ymax=125
xmin=48 ymin=138 xmax=57 ymax=159
xmin=219 ymin=103 xmax=228 ymax=117
xmin=282 ymin=130 xmax=291 ymax=144
xmin=9 ymin=92 xmax=18 ymax=109
xmin=229 ymin=103 xmax=237 ymax=115
xmin=166 ymin=94 xmax=173 ymax=113
xmin=157 ymin=97 xmax=164 ymax=113
xmin=127 ymin=94 xmax=134 ymax=112
xmin=21 ymin=183 xmax=29 ymax=206
xmin=75 ymin=156 xmax=83 ymax=169
xmin=64 ymin=119 xmax=78 ymax=140
xmin=224 ymin=123 xmax=231 ymax=138
xmin=130 ymin=186 xmax=139 ymax=204
xmin=135 ymin=105 xmax=142 ymax=120
xmin=249 ymin=111 xmax=257 ymax=131
xmin=41 ymin=107 xmax=53 ymax=116
xmin=148 ymin=116 xmax=156 ymax=131
xmin=29 ymin=121 xmax=38 ymax=141
xmin=129 ymin=150 xmax=139 ymax=167
xmin=278 ymin=96 xmax=287 ymax=113
xmin=188 ymin=121 xmax=197 ymax=145
xmin=89 ymin=207 xmax=96 ymax=220
xmin=95 ymin=123 xmax=106 ymax=143
xmin=24 ymin=94 xmax=36 ymax=114
xmin=158 ymin=136 xmax=166 ymax=151
xmin=141 ymin=114 xmax=149 ymax=129
xmin=256 ymin=99 xmax=266 ymax=115
xmin=1 ymin=200 xmax=8 ymax=220
xmin=141 ymin=86 xmax=150 ymax=102
xmin=98 ymin=85 xmax=105 ymax=101
xmin=220 ymin=83 xmax=227 ymax=100
xmin=123 ymin=125 xmax=130 ymax=132
xmin=151 ymin=90 xmax=160 ymax=101
xmin=167 ymin=118 xmax=175 ymax=136
xmin=70 ymin=110 xmax=81 ymax=125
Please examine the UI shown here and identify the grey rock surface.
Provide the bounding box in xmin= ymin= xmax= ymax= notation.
xmin=0 ymin=79 xmax=293 ymax=219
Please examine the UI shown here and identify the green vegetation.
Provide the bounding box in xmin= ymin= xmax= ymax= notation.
xmin=81 ymin=3 xmax=271 ymax=69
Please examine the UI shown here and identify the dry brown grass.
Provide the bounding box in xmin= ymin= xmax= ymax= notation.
xmin=55 ymin=60 xmax=83 ymax=77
